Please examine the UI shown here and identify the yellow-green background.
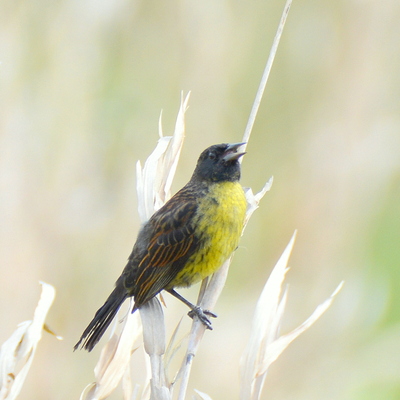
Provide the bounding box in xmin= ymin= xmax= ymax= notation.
xmin=1 ymin=0 xmax=399 ymax=399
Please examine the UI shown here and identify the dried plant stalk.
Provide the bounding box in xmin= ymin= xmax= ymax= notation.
xmin=79 ymin=2 xmax=343 ymax=400
xmin=80 ymin=93 xmax=190 ymax=400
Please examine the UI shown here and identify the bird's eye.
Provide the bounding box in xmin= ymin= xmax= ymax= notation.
xmin=208 ymin=151 xmax=216 ymax=160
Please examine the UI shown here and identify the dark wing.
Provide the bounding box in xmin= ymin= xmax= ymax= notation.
xmin=124 ymin=187 xmax=201 ymax=308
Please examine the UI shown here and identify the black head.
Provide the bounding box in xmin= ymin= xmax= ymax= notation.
xmin=191 ymin=143 xmax=246 ymax=183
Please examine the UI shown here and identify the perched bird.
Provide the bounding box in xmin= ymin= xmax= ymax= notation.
xmin=75 ymin=142 xmax=247 ymax=351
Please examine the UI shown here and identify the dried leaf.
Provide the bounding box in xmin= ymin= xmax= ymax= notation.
xmin=240 ymin=233 xmax=344 ymax=400
xmin=136 ymin=92 xmax=189 ymax=222
xmin=193 ymin=389 xmax=213 ymax=400
xmin=82 ymin=311 xmax=141 ymax=400
xmin=260 ymin=281 xmax=344 ymax=372
xmin=82 ymin=94 xmax=190 ymax=400
xmin=243 ymin=178 xmax=273 ymax=231
xmin=0 ymin=282 xmax=56 ymax=400
xmin=240 ymin=232 xmax=295 ymax=400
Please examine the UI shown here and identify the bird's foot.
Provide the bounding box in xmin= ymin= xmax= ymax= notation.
xmin=188 ymin=306 xmax=217 ymax=330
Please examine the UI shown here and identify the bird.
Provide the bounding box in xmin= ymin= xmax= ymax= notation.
xmin=74 ymin=142 xmax=247 ymax=351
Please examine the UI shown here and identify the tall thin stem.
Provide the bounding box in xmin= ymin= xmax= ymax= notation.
xmin=242 ymin=0 xmax=293 ymax=148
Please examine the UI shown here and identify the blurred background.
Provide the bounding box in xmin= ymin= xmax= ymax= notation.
xmin=1 ymin=0 xmax=400 ymax=399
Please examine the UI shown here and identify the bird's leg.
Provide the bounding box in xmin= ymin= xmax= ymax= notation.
xmin=166 ymin=289 xmax=217 ymax=330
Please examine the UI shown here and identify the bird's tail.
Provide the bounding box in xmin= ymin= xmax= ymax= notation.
xmin=74 ymin=285 xmax=128 ymax=352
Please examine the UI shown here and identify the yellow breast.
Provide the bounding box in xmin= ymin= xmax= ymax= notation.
xmin=171 ymin=181 xmax=246 ymax=287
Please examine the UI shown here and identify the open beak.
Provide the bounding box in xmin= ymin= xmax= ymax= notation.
xmin=222 ymin=142 xmax=247 ymax=162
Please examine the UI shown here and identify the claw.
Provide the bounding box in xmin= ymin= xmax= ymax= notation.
xmin=203 ymin=309 xmax=218 ymax=319
xmin=188 ymin=306 xmax=217 ymax=330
